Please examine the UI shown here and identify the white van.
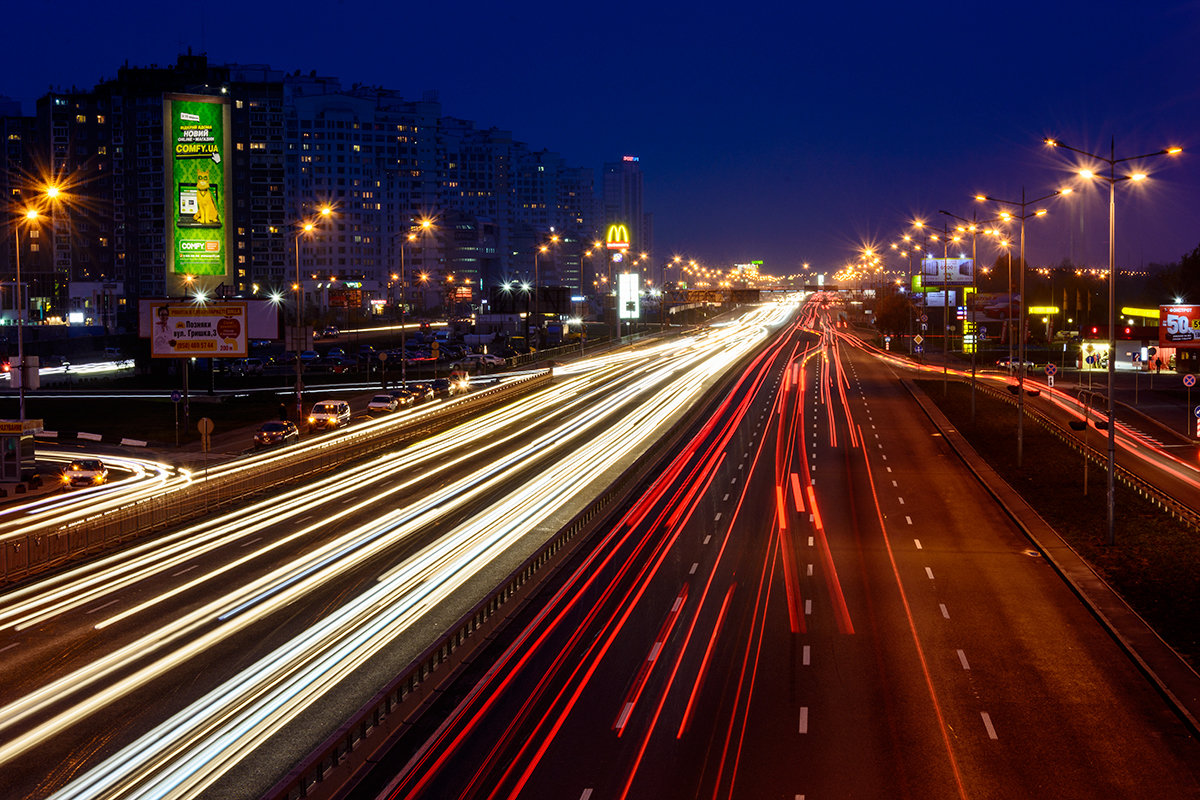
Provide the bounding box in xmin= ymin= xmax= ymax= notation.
xmin=308 ymin=399 xmax=351 ymax=430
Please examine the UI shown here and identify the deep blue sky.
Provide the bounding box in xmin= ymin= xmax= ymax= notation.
xmin=6 ymin=1 xmax=1200 ymax=280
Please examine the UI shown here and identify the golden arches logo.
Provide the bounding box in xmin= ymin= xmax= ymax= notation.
xmin=606 ymin=224 xmax=630 ymax=251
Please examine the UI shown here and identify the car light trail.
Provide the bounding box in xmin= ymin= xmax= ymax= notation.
xmin=0 ymin=303 xmax=798 ymax=799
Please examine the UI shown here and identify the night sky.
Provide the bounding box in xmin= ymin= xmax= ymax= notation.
xmin=6 ymin=1 xmax=1200 ymax=280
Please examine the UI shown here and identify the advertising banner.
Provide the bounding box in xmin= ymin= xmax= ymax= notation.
xmin=1161 ymin=305 xmax=1200 ymax=346
xmin=150 ymin=301 xmax=248 ymax=358
xmin=920 ymin=257 xmax=974 ymax=285
xmin=618 ymin=273 xmax=640 ymax=320
xmin=164 ymin=94 xmax=232 ymax=291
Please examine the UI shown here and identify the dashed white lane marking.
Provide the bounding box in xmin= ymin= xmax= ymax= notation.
xmin=914 ymin=539 xmax=922 ymax=549
xmin=898 ymin=497 xmax=905 ymax=505
xmin=580 ymin=789 xmax=594 ymax=800
xmin=957 ymin=649 xmax=971 ymax=670
xmin=703 ymin=535 xmax=712 ymax=545
xmin=722 ymin=493 xmax=729 ymax=501
xmin=804 ymin=599 xmax=812 ymax=615
xmin=981 ymin=712 xmax=998 ymax=739
xmin=173 ymin=565 xmax=199 ymax=577
xmin=806 ymin=563 xmax=813 ymax=576
xmin=892 ymin=480 xmax=898 ymax=487
xmin=886 ymin=466 xmax=892 ymax=473
xmin=798 ymin=706 xmax=809 ymax=734
xmin=925 ymin=567 xmax=935 ymax=580
xmin=690 ymin=562 xmax=699 ymax=575
xmin=940 ymin=603 xmax=950 ymax=619
xmin=808 ymin=536 xmax=814 ymax=546
xmin=905 ymin=516 xmax=913 ymax=525
xmin=616 ymin=703 xmax=634 ymax=730
xmin=802 ymin=645 xmax=811 ymax=665
xmin=87 ymin=598 xmax=120 ymax=614
xmin=297 ymin=515 xmax=313 ymax=524
xmin=240 ymin=536 xmax=263 ymax=548
xmin=714 ymin=512 xmax=722 ymax=522
xmin=0 ymin=642 xmax=20 ymax=655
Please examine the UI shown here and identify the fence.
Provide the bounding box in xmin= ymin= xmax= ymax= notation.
xmin=0 ymin=372 xmax=552 ymax=584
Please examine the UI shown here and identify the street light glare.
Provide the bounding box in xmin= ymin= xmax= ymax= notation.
xmin=1130 ymin=172 xmax=1148 ymax=181
xmin=1167 ymin=147 xmax=1183 ymax=155
xmin=1080 ymin=169 xmax=1095 ymax=179
xmin=24 ymin=209 xmax=38 ymax=221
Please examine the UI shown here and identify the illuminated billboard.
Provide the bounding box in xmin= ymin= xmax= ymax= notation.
xmin=164 ymin=94 xmax=232 ymax=295
xmin=1161 ymin=305 xmax=1200 ymax=346
xmin=149 ymin=301 xmax=248 ymax=358
xmin=920 ymin=257 xmax=974 ymax=285
xmin=618 ymin=272 xmax=640 ymax=320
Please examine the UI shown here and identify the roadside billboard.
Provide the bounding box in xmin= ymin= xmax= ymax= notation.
xmin=148 ymin=301 xmax=248 ymax=358
xmin=164 ymin=94 xmax=232 ymax=297
xmin=1160 ymin=305 xmax=1200 ymax=347
xmin=618 ymin=272 xmax=640 ymax=320
xmin=919 ymin=257 xmax=974 ymax=285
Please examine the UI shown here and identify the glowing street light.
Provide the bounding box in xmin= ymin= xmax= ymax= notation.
xmin=975 ymin=186 xmax=1071 ymax=467
xmin=1044 ymin=136 xmax=1181 ymax=545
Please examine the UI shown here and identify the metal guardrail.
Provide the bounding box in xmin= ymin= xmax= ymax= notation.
xmin=0 ymin=372 xmax=553 ymax=585
xmin=960 ymin=377 xmax=1200 ymax=532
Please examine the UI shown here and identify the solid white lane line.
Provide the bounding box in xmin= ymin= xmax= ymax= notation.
xmin=957 ymin=649 xmax=970 ymax=670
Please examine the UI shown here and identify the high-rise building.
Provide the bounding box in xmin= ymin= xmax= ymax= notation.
xmin=603 ymin=155 xmax=653 ymax=260
xmin=7 ymin=53 xmax=619 ymax=326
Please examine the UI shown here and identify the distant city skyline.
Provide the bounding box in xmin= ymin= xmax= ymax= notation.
xmin=4 ymin=1 xmax=1200 ymax=282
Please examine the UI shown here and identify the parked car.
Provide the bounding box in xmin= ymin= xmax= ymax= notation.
xmin=230 ymin=357 xmax=265 ymax=376
xmin=308 ymin=399 xmax=351 ymax=430
xmin=995 ymin=356 xmax=1036 ymax=369
xmin=62 ymin=459 xmax=108 ymax=488
xmin=451 ymin=353 xmax=505 ymax=370
xmin=367 ymin=394 xmax=399 ymax=413
xmin=253 ymin=420 xmax=299 ymax=448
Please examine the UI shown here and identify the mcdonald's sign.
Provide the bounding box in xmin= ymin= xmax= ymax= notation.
xmin=606 ymin=223 xmax=631 ymax=251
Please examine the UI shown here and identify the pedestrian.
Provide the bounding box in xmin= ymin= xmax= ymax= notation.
xmin=1156 ymin=356 xmax=1163 ymax=374
xmin=279 ymin=401 xmax=288 ymax=421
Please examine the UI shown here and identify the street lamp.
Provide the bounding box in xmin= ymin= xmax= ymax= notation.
xmin=940 ymin=210 xmax=1005 ymax=422
xmin=975 ymin=187 xmax=1071 ymax=467
xmin=292 ymin=204 xmax=333 ymax=424
xmin=1044 ymin=136 xmax=1181 ymax=545
xmin=12 ymin=207 xmax=40 ymax=423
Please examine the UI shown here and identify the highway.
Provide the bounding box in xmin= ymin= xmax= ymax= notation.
xmin=0 ymin=303 xmax=793 ymax=800
xmin=365 ymin=298 xmax=1200 ymax=799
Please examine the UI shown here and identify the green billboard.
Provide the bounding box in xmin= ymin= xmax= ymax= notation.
xmin=164 ymin=94 xmax=231 ymax=293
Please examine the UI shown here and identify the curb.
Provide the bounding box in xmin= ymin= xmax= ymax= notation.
xmin=902 ymin=377 xmax=1200 ymax=736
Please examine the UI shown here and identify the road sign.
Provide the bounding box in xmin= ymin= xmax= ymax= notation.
xmin=198 ymin=417 xmax=214 ymax=435
xmin=1194 ymin=406 xmax=1200 ymax=419
xmin=1045 ymin=363 xmax=1057 ymax=376
xmin=171 ymin=390 xmax=182 ymax=403
xmin=920 ymin=314 xmax=928 ymax=323
xmin=1185 ymin=374 xmax=1196 ymax=387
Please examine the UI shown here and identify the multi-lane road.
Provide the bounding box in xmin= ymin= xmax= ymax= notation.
xmin=364 ymin=299 xmax=1200 ymax=799
xmin=0 ymin=303 xmax=792 ymax=799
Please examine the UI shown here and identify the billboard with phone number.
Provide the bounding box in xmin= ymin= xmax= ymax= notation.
xmin=150 ymin=302 xmax=248 ymax=358
xmin=164 ymin=94 xmax=231 ymax=291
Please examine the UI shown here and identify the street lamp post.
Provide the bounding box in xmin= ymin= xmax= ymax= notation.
xmin=975 ymin=187 xmax=1070 ymax=467
xmin=12 ymin=208 xmax=38 ymax=423
xmin=1045 ymin=136 xmax=1181 ymax=545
